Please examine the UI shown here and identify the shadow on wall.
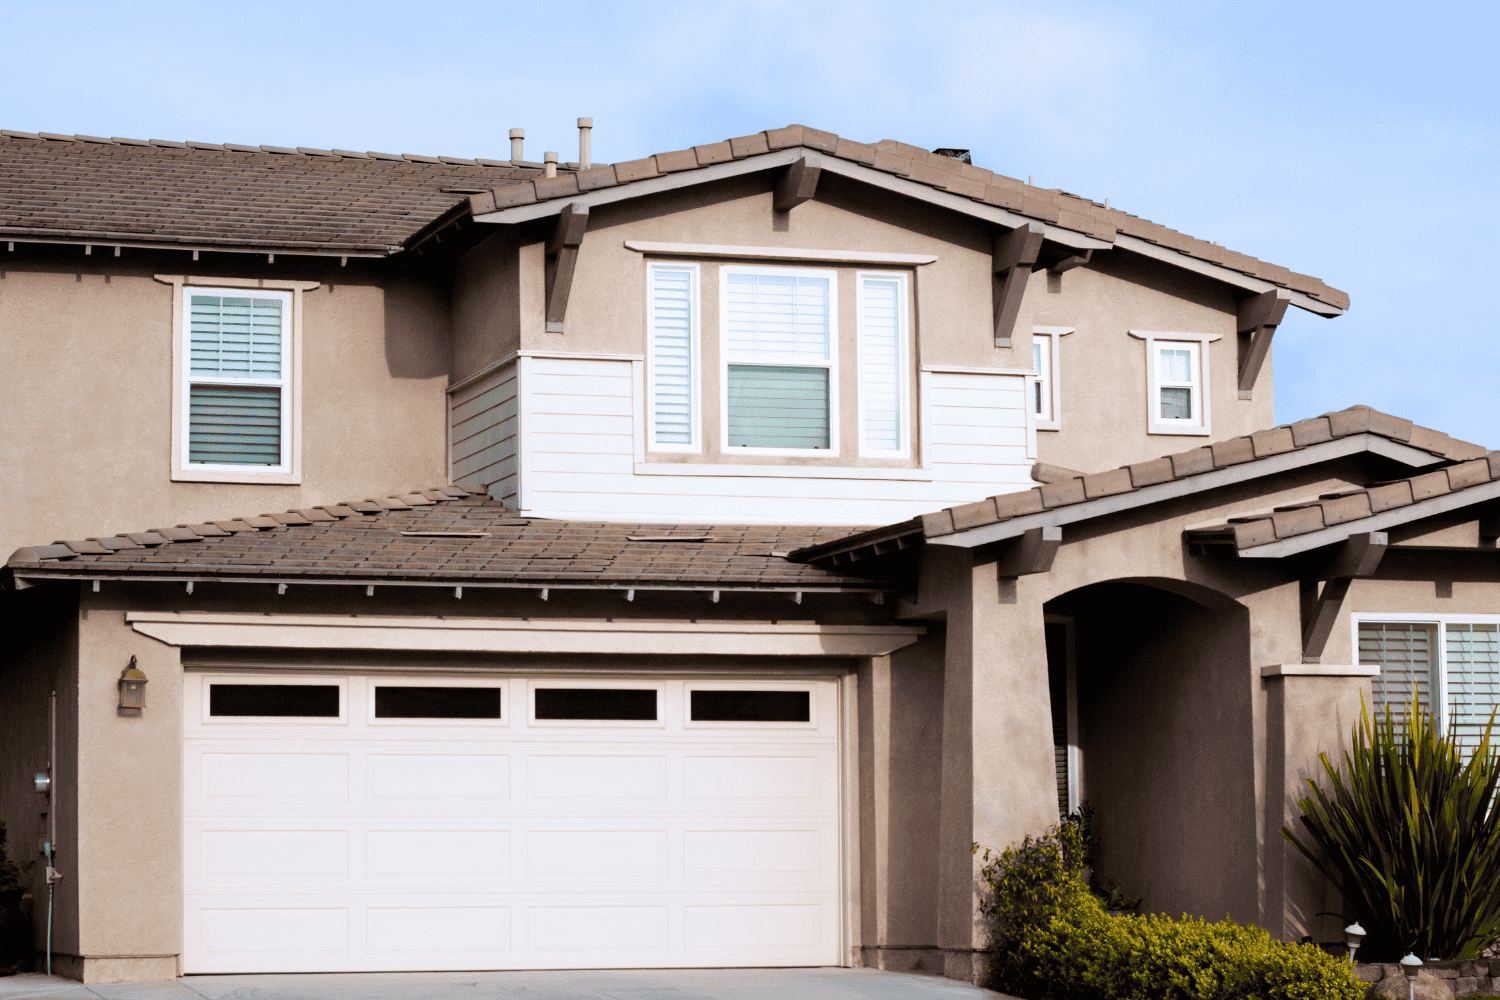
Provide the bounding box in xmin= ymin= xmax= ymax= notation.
xmin=382 ymin=278 xmax=450 ymax=380
xmin=1046 ymin=579 xmax=1256 ymax=925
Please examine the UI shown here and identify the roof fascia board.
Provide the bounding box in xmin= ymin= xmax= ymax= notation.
xmin=472 ymin=149 xmax=1109 ymax=252
xmin=2 ymin=235 xmax=389 ymax=258
xmin=16 ymin=573 xmax=884 ymax=594
xmin=1234 ymin=479 xmax=1500 ymax=559
xmin=1114 ymin=234 xmax=1342 ymax=318
xmin=927 ymin=433 xmax=1447 ymax=550
xmin=622 ymin=241 xmax=938 ymax=265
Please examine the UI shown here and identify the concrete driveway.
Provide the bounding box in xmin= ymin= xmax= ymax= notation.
xmin=0 ymin=969 xmax=1017 ymax=1000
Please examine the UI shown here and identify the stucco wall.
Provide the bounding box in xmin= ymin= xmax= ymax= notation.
xmin=0 ymin=258 xmax=451 ymax=557
xmin=491 ymin=170 xmax=1270 ymax=477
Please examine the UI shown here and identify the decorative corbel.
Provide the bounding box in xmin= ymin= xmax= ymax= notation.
xmin=1236 ymin=288 xmax=1291 ymax=399
xmin=1301 ymin=531 xmax=1387 ymax=662
xmin=774 ymin=153 xmax=822 ymax=212
xmin=992 ymin=222 xmax=1046 ymax=347
xmin=1047 ymin=249 xmax=1092 ymax=273
xmin=545 ymin=202 xmax=590 ymax=333
xmin=995 ymin=526 xmax=1062 ymax=578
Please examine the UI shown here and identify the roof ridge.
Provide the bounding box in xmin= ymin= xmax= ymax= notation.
xmin=0 ymin=129 xmax=575 ymax=171
xmin=9 ymin=485 xmax=485 ymax=565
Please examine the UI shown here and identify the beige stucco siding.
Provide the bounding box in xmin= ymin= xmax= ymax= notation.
xmin=0 ymin=266 xmax=450 ymax=555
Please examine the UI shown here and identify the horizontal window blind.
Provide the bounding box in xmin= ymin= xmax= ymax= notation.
xmin=650 ymin=267 xmax=694 ymax=445
xmin=725 ymin=272 xmax=829 ymax=364
xmin=727 ymin=365 xmax=829 ymax=449
xmin=189 ymin=385 xmax=282 ymax=465
xmin=1361 ymin=622 xmax=1436 ymax=722
xmin=191 ymin=295 xmax=283 ymax=377
xmin=860 ymin=277 xmax=901 ymax=451
xmin=1447 ymin=623 xmax=1500 ymax=759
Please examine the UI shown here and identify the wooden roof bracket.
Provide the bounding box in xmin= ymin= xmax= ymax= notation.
xmin=992 ymin=222 xmax=1045 ymax=347
xmin=1300 ymin=530 xmax=1387 ymax=662
xmin=1237 ymin=288 xmax=1291 ymax=400
xmin=545 ymin=202 xmax=589 ymax=333
xmin=773 ymin=153 xmax=822 ymax=213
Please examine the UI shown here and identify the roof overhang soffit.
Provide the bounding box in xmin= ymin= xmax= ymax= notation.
xmin=923 ymin=433 xmax=1448 ymax=551
xmin=468 ymin=147 xmax=1339 ymax=318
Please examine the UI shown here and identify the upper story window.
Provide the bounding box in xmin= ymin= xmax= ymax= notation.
xmin=1129 ymin=329 xmax=1220 ymax=437
xmin=719 ymin=266 xmax=838 ymax=454
xmin=159 ymin=275 xmax=313 ymax=484
xmin=1030 ymin=326 xmax=1072 ymax=432
xmin=857 ymin=272 xmax=909 ymax=457
xmin=647 ymin=263 xmax=700 ymax=452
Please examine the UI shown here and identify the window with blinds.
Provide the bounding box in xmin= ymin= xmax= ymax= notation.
xmin=648 ymin=264 xmax=698 ymax=449
xmin=185 ymin=291 xmax=289 ymax=467
xmin=1361 ymin=622 xmax=1437 ymax=722
xmin=721 ymin=268 xmax=835 ymax=451
xmin=1447 ymin=623 xmax=1500 ymax=758
xmin=858 ymin=274 xmax=906 ymax=455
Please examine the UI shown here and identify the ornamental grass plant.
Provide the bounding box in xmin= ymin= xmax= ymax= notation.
xmin=1283 ymin=697 xmax=1500 ymax=961
xmin=976 ymin=817 xmax=1361 ymax=1000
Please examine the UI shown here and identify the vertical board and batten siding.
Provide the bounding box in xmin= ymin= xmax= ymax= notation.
xmin=493 ymin=357 xmax=1032 ymax=525
xmin=449 ymin=361 xmax=520 ymax=505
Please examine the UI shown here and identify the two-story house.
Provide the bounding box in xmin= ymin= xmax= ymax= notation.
xmin=4 ymin=122 xmax=1497 ymax=987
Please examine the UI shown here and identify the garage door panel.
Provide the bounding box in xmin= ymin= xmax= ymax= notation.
xmin=366 ymin=907 xmax=511 ymax=957
xmin=367 ymin=754 xmax=509 ymax=802
xmin=184 ymin=672 xmax=842 ymax=972
xmin=366 ymin=830 xmax=510 ymax=880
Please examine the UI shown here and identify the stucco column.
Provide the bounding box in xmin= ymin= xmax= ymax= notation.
xmin=932 ymin=548 xmax=1059 ymax=982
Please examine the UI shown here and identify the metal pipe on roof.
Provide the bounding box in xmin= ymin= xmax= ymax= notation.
xmin=544 ymin=152 xmax=557 ymax=179
xmin=509 ymin=128 xmax=524 ymax=162
xmin=577 ymin=118 xmax=592 ymax=171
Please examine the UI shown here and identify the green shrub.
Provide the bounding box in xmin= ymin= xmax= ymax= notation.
xmin=976 ymin=822 xmax=1362 ymax=1000
xmin=1283 ymin=697 xmax=1500 ymax=961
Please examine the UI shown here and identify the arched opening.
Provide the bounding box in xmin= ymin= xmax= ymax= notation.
xmin=1044 ymin=578 xmax=1257 ymax=924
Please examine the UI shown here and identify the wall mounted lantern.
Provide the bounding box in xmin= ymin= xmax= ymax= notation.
xmin=1343 ymin=922 xmax=1365 ymax=963
xmin=118 ymin=656 xmax=148 ymax=715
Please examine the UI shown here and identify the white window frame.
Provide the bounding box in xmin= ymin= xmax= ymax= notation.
xmin=1352 ymin=612 xmax=1500 ymax=735
xmin=645 ymin=262 xmax=701 ymax=453
xmin=717 ymin=264 xmax=840 ymax=457
xmin=159 ymin=274 xmax=315 ymax=484
xmin=1128 ymin=329 xmax=1220 ymax=437
xmin=1032 ymin=325 xmax=1073 ymax=432
xmin=856 ymin=270 xmax=911 ymax=459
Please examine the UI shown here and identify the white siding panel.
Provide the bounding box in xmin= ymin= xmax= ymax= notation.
xmin=449 ymin=362 xmax=520 ymax=504
xmin=517 ymin=359 xmax=1031 ymax=524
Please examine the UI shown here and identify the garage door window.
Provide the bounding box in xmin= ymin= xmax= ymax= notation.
xmin=535 ymin=687 xmax=657 ymax=721
xmin=208 ymin=683 xmax=340 ymax=718
xmin=690 ymin=689 xmax=810 ymax=722
xmin=374 ymin=686 xmax=502 ymax=719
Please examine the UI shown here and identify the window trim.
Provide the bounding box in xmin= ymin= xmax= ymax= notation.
xmin=1128 ymin=329 xmax=1220 ymax=437
xmin=366 ymin=676 xmax=510 ymax=727
xmin=158 ymin=274 xmax=316 ymax=484
xmin=717 ymin=264 xmax=840 ymax=457
xmin=856 ymin=270 xmax=911 ymax=459
xmin=198 ymin=674 xmax=348 ymax=726
xmin=1353 ymin=612 xmax=1500 ymax=737
xmin=1032 ymin=325 xmax=1073 ymax=432
xmin=645 ymin=262 xmax=701 ymax=454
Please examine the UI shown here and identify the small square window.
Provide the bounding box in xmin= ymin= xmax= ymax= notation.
xmin=1131 ymin=331 xmax=1216 ymax=436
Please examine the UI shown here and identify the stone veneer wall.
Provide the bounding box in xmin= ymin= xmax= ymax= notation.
xmin=1356 ymin=960 xmax=1500 ymax=999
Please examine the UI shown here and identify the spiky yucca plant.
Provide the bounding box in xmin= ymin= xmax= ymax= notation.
xmin=1283 ymin=697 xmax=1500 ymax=960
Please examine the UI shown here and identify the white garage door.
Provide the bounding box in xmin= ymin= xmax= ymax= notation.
xmin=182 ymin=672 xmax=843 ymax=973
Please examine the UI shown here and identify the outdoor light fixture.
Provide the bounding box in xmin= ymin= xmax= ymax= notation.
xmin=117 ymin=656 xmax=147 ymax=714
xmin=1344 ymin=922 xmax=1365 ymax=963
xmin=33 ymin=772 xmax=49 ymax=794
xmin=1400 ymin=954 xmax=1422 ymax=1000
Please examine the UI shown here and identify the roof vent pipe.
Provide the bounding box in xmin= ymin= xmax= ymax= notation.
xmin=544 ymin=152 xmax=558 ymax=178
xmin=509 ymin=128 xmax=524 ymax=162
xmin=577 ymin=118 xmax=593 ymax=171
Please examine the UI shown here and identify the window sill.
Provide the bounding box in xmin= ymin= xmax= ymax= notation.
xmin=172 ymin=469 xmax=301 ymax=485
xmin=1147 ymin=423 xmax=1212 ymax=437
xmin=634 ymin=462 xmax=934 ymax=482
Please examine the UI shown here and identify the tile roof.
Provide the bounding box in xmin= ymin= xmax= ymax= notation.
xmin=5 ymin=485 xmax=880 ymax=592
xmin=465 ymin=124 xmax=1349 ymax=312
xmin=1 ymin=124 xmax=1349 ymax=309
xmin=791 ymin=406 xmax=1490 ymax=565
xmin=0 ymin=130 xmax=550 ymax=255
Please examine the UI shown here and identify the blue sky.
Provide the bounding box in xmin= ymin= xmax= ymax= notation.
xmin=4 ymin=1 xmax=1495 ymax=444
